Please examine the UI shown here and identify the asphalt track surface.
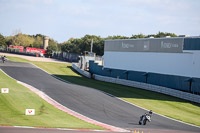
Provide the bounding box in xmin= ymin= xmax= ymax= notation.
xmin=0 ymin=61 xmax=200 ymax=133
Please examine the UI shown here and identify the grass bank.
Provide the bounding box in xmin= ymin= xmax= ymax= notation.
xmin=0 ymin=65 xmax=104 ymax=129
xmin=6 ymin=56 xmax=200 ymax=126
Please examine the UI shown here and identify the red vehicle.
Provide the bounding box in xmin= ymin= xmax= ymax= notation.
xmin=9 ymin=45 xmax=46 ymax=56
xmin=25 ymin=47 xmax=46 ymax=54
xmin=9 ymin=45 xmax=24 ymax=52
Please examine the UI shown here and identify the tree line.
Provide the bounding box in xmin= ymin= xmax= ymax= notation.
xmin=0 ymin=32 xmax=177 ymax=56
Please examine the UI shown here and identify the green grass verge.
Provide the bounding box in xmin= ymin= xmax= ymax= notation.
xmin=6 ymin=56 xmax=200 ymax=126
xmin=5 ymin=56 xmax=30 ymax=63
xmin=0 ymin=67 xmax=104 ymax=129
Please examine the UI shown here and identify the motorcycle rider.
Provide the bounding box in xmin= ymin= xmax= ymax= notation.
xmin=139 ymin=110 xmax=153 ymax=125
xmin=1 ymin=55 xmax=6 ymax=63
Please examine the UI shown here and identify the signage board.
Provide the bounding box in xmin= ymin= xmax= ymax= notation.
xmin=104 ymin=38 xmax=184 ymax=53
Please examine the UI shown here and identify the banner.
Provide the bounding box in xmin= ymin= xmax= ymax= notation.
xmin=104 ymin=38 xmax=184 ymax=53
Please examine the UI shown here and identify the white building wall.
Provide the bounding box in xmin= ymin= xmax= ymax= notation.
xmin=104 ymin=51 xmax=200 ymax=78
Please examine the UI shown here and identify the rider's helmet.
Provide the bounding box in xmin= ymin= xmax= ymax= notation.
xmin=149 ymin=110 xmax=153 ymax=114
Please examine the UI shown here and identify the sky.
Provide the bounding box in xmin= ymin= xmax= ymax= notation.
xmin=0 ymin=0 xmax=200 ymax=43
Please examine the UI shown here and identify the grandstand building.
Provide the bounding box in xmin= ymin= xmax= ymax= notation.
xmin=104 ymin=37 xmax=200 ymax=78
xmin=89 ymin=37 xmax=200 ymax=94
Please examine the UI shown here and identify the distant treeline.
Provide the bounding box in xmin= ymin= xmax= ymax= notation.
xmin=0 ymin=32 xmax=177 ymax=56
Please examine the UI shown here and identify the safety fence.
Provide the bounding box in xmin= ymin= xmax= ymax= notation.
xmin=52 ymin=52 xmax=79 ymax=62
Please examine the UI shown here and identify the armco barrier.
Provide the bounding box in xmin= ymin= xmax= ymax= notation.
xmin=94 ymin=74 xmax=200 ymax=103
xmin=72 ymin=63 xmax=91 ymax=78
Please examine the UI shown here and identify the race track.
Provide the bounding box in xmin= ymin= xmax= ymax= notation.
xmin=0 ymin=61 xmax=199 ymax=132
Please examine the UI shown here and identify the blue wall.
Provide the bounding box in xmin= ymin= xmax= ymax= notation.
xmin=184 ymin=38 xmax=200 ymax=50
xmin=128 ymin=71 xmax=146 ymax=83
xmin=192 ymin=78 xmax=200 ymax=93
xmin=147 ymin=73 xmax=190 ymax=91
xmin=89 ymin=61 xmax=200 ymax=94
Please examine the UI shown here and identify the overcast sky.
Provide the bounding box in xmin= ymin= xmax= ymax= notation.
xmin=0 ymin=0 xmax=200 ymax=43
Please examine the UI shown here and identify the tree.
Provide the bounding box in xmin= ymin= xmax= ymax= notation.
xmin=60 ymin=35 xmax=104 ymax=55
xmin=106 ymin=35 xmax=129 ymax=40
xmin=33 ymin=36 xmax=43 ymax=48
xmin=45 ymin=38 xmax=59 ymax=56
xmin=130 ymin=33 xmax=146 ymax=39
xmin=3 ymin=32 xmax=178 ymax=56
xmin=78 ymin=35 xmax=105 ymax=55
xmin=155 ymin=32 xmax=177 ymax=38
xmin=46 ymin=45 xmax=57 ymax=57
xmin=61 ymin=38 xmax=81 ymax=54
xmin=5 ymin=33 xmax=34 ymax=47
xmin=48 ymin=39 xmax=58 ymax=51
xmin=0 ymin=34 xmax=6 ymax=48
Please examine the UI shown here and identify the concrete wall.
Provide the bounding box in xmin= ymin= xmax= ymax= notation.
xmin=104 ymin=51 xmax=200 ymax=78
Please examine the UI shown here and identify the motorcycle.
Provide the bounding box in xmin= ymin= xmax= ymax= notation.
xmin=139 ymin=113 xmax=151 ymax=125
